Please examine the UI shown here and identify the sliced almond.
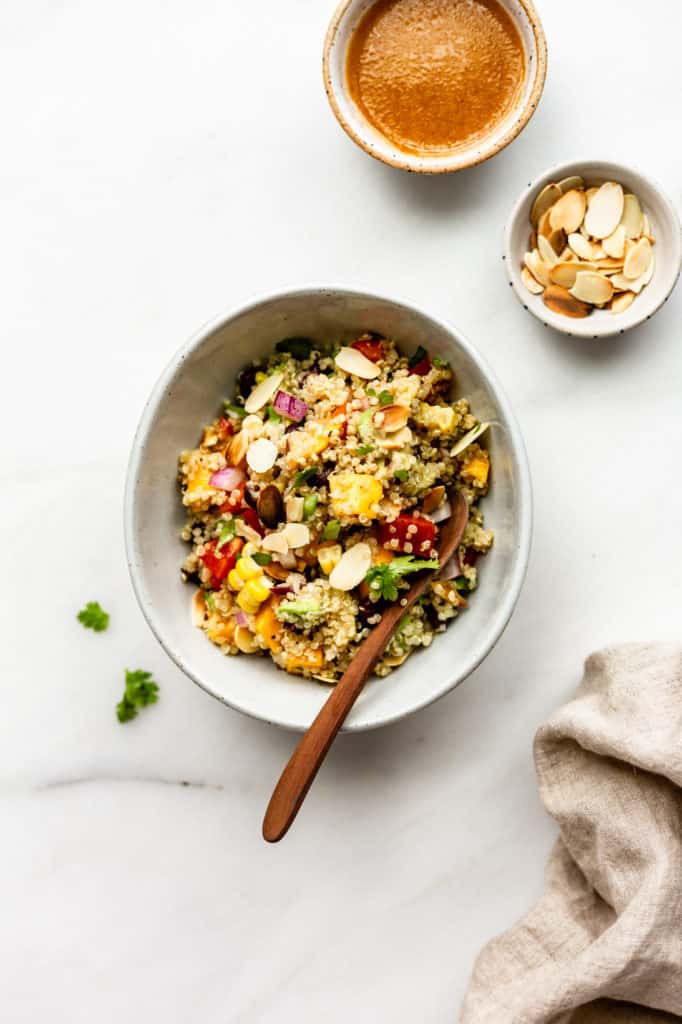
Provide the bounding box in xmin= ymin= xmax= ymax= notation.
xmin=602 ymin=224 xmax=626 ymax=259
xmin=244 ymin=372 xmax=284 ymax=414
xmin=567 ymin=232 xmax=594 ymax=260
xmin=530 ymin=183 xmax=561 ymax=227
xmin=549 ymin=261 xmax=597 ymax=289
xmin=261 ymin=530 xmax=290 ymax=555
xmin=590 ymin=246 xmax=607 ymax=260
xmin=537 ymin=234 xmax=559 ymax=268
xmin=613 ymin=254 xmax=656 ymax=295
xmin=610 ymin=292 xmax=636 ymax=315
xmin=623 ymin=237 xmax=652 ymax=280
xmin=620 ymin=193 xmax=644 ymax=239
xmin=376 ymin=425 xmax=412 ymax=451
xmin=557 ymin=175 xmax=585 ymax=194
xmin=580 ymin=223 xmax=592 ymax=240
xmin=282 ymin=522 xmax=311 ymax=549
xmin=334 ymin=346 xmax=380 ymax=380
xmin=192 ymin=589 xmax=207 ymax=627
xmin=329 ymin=542 xmax=372 ymax=592
xmin=521 ymin=266 xmax=544 ymax=294
xmin=641 ymin=213 xmax=650 ymax=235
xmin=548 ymin=228 xmax=567 ymax=256
xmin=560 ymin=247 xmax=576 ymax=262
xmin=570 ymin=271 xmax=614 ymax=305
xmin=373 ymin=404 xmax=409 ymax=433
xmin=529 ymin=229 xmax=538 ymax=250
xmin=285 ymin=495 xmax=304 ymax=522
xmin=642 ymin=252 xmax=655 ymax=286
xmin=537 ymin=208 xmax=553 ymax=238
xmin=422 ymin=485 xmax=446 ymax=515
xmin=584 ymin=181 xmax=624 ymax=239
xmin=227 ymin=430 xmax=249 ymax=467
xmin=543 ymin=285 xmax=591 ymax=318
xmin=263 ymin=560 xmax=289 ymax=581
xmin=594 ymin=257 xmax=624 ymax=271
xmin=450 ymin=422 xmax=489 ymax=457
xmin=235 ymin=626 xmax=260 ymax=653
xmin=524 ymin=250 xmax=551 ymax=287
xmin=246 ymin=437 xmax=278 ymax=474
xmin=549 ymin=189 xmax=587 ymax=234
xmin=586 ymin=187 xmax=599 ymax=204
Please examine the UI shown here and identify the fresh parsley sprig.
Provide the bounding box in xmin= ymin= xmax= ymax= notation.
xmin=117 ymin=669 xmax=160 ymax=723
xmin=77 ymin=601 xmax=110 ymax=632
xmin=365 ymin=556 xmax=440 ymax=602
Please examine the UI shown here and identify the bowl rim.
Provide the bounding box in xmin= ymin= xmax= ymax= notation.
xmin=503 ymin=157 xmax=682 ymax=338
xmin=322 ymin=0 xmax=548 ymax=175
xmin=124 ymin=285 xmax=533 ymax=732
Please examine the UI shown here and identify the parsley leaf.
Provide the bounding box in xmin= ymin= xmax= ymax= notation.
xmin=378 ymin=390 xmax=393 ymax=406
xmin=77 ymin=601 xmax=110 ymax=632
xmin=454 ymin=575 xmax=471 ymax=592
xmin=408 ymin=345 xmax=428 ymax=369
xmin=292 ymin=466 xmax=320 ymax=488
xmin=252 ymin=552 xmax=272 ymax=565
xmin=394 ymin=470 xmax=409 ymax=482
xmin=432 ymin=356 xmax=449 ymax=369
xmin=366 ymin=387 xmax=377 ymax=397
xmin=116 ymin=669 xmax=160 ymax=724
xmin=266 ymin=404 xmax=282 ymax=423
xmin=357 ymin=444 xmax=374 ymax=455
xmin=215 ymin=517 xmax=236 ymax=551
xmin=364 ymin=556 xmax=440 ymax=602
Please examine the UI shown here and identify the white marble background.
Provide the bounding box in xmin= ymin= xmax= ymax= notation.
xmin=2 ymin=1 xmax=681 ymax=1020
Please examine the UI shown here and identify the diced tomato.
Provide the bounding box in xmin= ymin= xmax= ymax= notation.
xmin=239 ymin=505 xmax=265 ymax=537
xmin=200 ymin=537 xmax=243 ymax=589
xmin=409 ymin=356 xmax=432 ymax=377
xmin=219 ymin=480 xmax=246 ymax=512
xmin=378 ymin=514 xmax=437 ymax=555
xmin=352 ymin=337 xmax=384 ymax=363
xmin=217 ymin=417 xmax=235 ymax=437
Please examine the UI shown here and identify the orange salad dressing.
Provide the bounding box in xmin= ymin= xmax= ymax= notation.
xmin=346 ymin=0 xmax=525 ymax=156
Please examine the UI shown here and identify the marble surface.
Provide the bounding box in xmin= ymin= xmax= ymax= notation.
xmin=3 ymin=1 xmax=681 ymax=1020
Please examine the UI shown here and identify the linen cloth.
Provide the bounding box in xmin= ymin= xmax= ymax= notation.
xmin=460 ymin=644 xmax=682 ymax=1023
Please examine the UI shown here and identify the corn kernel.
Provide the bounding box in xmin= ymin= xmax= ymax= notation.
xmin=244 ymin=577 xmax=270 ymax=603
xmin=317 ymin=543 xmax=342 ymax=575
xmin=228 ymin=569 xmax=244 ymax=591
xmin=236 ymin=555 xmax=261 ymax=581
xmin=237 ymin=589 xmax=261 ymax=613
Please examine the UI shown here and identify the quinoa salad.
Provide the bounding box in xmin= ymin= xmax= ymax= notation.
xmin=178 ymin=334 xmax=493 ymax=683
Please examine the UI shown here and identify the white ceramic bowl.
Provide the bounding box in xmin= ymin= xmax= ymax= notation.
xmin=125 ymin=287 xmax=532 ymax=732
xmin=323 ymin=0 xmax=547 ymax=174
xmin=504 ymin=159 xmax=682 ymax=338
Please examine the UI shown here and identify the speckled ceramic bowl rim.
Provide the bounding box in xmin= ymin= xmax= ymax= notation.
xmin=322 ymin=0 xmax=548 ymax=174
xmin=503 ymin=158 xmax=682 ymax=338
xmin=124 ymin=285 xmax=533 ymax=732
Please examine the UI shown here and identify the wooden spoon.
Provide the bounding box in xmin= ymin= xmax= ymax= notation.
xmin=262 ymin=490 xmax=468 ymax=843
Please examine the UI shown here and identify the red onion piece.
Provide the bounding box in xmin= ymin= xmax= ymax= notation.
xmin=431 ymin=498 xmax=452 ymax=524
xmin=273 ymin=390 xmax=308 ymax=422
xmin=270 ymin=583 xmax=294 ymax=594
xmin=440 ymin=551 xmax=461 ymax=580
xmin=209 ymin=467 xmax=245 ymax=491
xmin=234 ymin=610 xmax=249 ymax=627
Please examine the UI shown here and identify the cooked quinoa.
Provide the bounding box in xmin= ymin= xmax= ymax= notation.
xmin=178 ymin=334 xmax=493 ymax=682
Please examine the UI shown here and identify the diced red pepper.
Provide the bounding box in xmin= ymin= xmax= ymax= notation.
xmin=352 ymin=337 xmax=384 ymax=363
xmin=219 ymin=481 xmax=246 ymax=513
xmin=378 ymin=514 xmax=437 ymax=555
xmin=200 ymin=537 xmax=243 ymax=589
xmin=409 ymin=356 xmax=432 ymax=377
xmin=238 ymin=505 xmax=265 ymax=537
xmin=217 ymin=417 xmax=235 ymax=437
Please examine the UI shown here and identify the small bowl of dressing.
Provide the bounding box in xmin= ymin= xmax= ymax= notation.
xmin=323 ymin=0 xmax=547 ymax=174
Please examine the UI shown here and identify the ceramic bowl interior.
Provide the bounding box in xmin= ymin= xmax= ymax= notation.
xmin=504 ymin=159 xmax=682 ymax=338
xmin=125 ymin=288 xmax=532 ymax=732
xmin=323 ymin=0 xmax=547 ymax=174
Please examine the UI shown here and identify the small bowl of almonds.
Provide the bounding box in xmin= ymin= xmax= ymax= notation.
xmin=504 ymin=160 xmax=682 ymax=337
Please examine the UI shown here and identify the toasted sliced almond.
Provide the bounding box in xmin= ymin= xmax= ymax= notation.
xmin=602 ymin=224 xmax=626 ymax=259
xmin=543 ymin=285 xmax=591 ymax=318
xmin=642 ymin=252 xmax=655 ymax=285
xmin=373 ymin=404 xmax=409 ymax=433
xmin=594 ymin=257 xmax=624 ymax=270
xmin=537 ymin=208 xmax=553 ymax=238
xmin=521 ymin=266 xmax=544 ymax=294
xmin=261 ymin=530 xmax=290 ymax=555
xmin=641 ymin=212 xmax=650 ymax=235
xmin=623 ymin=237 xmax=652 ymax=280
xmin=192 ymin=590 xmax=207 ymax=627
xmin=590 ymin=245 xmax=607 ymax=260
xmin=580 ymin=223 xmax=592 ymax=240
xmin=557 ymin=175 xmax=585 ymax=194
xmin=560 ymin=247 xmax=577 ymax=262
xmin=586 ymin=187 xmax=599 ymax=204
xmin=450 ymin=422 xmax=490 ymax=457
xmin=584 ymin=182 xmax=624 ymax=239
xmin=282 ymin=522 xmax=311 ymax=549
xmin=530 ymin=183 xmax=561 ymax=227
xmin=235 ymin=625 xmax=260 ymax=653
xmin=422 ymin=485 xmax=446 ymax=515
xmin=570 ymin=271 xmax=614 ymax=305
xmin=567 ymin=232 xmax=594 ymax=260
xmin=549 ymin=261 xmax=597 ymax=289
xmin=227 ymin=430 xmax=249 ymax=467
xmin=549 ymin=189 xmax=587 ymax=233
xmin=376 ymin=425 xmax=412 ymax=451
xmin=244 ymin=372 xmax=284 ymax=414
xmin=335 ymin=346 xmax=380 ymax=380
xmin=548 ymin=228 xmax=567 ymax=255
xmin=614 ymin=254 xmax=656 ymax=294
xmin=246 ymin=437 xmax=278 ymax=474
xmin=285 ymin=495 xmax=304 ymax=522
xmin=524 ymin=250 xmax=551 ymax=287
xmin=537 ymin=234 xmax=559 ymax=268
xmin=529 ymin=229 xmax=538 ymax=250
xmin=329 ymin=542 xmax=372 ymax=592
xmin=620 ymin=193 xmax=644 ymax=239
xmin=610 ymin=292 xmax=636 ymax=314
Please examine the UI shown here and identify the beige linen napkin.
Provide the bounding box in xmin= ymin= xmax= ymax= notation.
xmin=461 ymin=644 xmax=682 ymax=1023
